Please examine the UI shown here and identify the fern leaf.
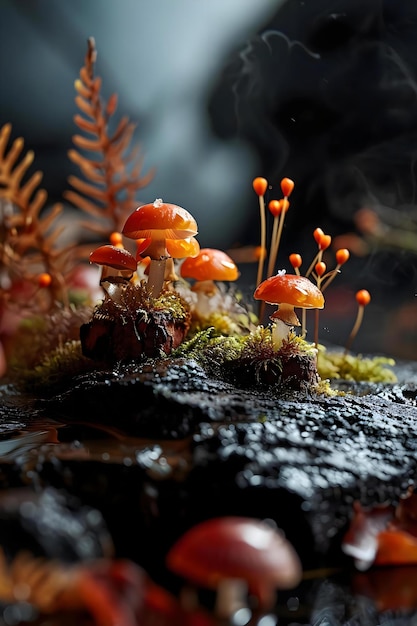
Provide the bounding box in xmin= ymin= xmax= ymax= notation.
xmin=74 ymin=79 xmax=91 ymax=99
xmin=63 ymin=190 xmax=105 ymax=220
xmin=66 ymin=38 xmax=153 ymax=240
xmin=67 ymin=149 xmax=102 ymax=171
xmin=106 ymin=93 xmax=118 ymax=117
xmin=19 ymin=171 xmax=44 ymax=205
xmin=74 ymin=96 xmax=95 ymax=119
xmin=72 ymin=135 xmax=103 ymax=153
xmin=67 ymin=175 xmax=107 ymax=203
xmin=73 ymin=115 xmax=97 ymax=135
xmin=0 ymin=123 xmax=12 ymax=161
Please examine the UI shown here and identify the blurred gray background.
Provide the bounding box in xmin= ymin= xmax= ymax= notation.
xmin=1 ymin=0 xmax=417 ymax=358
xmin=0 ymin=0 xmax=275 ymax=248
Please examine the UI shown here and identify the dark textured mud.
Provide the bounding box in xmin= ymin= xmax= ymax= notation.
xmin=1 ymin=357 xmax=416 ymax=586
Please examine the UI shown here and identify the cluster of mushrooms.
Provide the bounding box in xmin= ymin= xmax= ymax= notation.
xmin=86 ymin=191 xmax=331 ymax=362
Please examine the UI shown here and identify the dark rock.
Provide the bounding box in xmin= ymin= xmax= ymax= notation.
xmin=10 ymin=356 xmax=414 ymax=581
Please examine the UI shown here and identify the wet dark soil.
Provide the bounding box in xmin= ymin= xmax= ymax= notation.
xmin=0 ymin=356 xmax=417 ymax=622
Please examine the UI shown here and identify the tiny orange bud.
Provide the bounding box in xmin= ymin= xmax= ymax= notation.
xmin=253 ymin=177 xmax=268 ymax=197
xmin=356 ymin=289 xmax=371 ymax=307
xmin=289 ymin=253 xmax=302 ymax=269
xmin=335 ymin=248 xmax=350 ymax=265
xmin=38 ymin=273 xmax=52 ymax=288
xmin=255 ymin=245 xmax=267 ymax=261
xmin=315 ymin=261 xmax=326 ymax=277
xmin=318 ymin=234 xmax=332 ymax=250
xmin=110 ymin=232 xmax=123 ymax=247
xmin=279 ymin=198 xmax=290 ymax=213
xmin=280 ymin=177 xmax=295 ymax=197
xmin=268 ymin=199 xmax=281 ymax=218
xmin=313 ymin=227 xmax=324 ymax=245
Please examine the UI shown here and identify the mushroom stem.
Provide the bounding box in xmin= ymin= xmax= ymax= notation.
xmin=147 ymin=258 xmax=167 ymax=298
xmin=215 ymin=579 xmax=248 ymax=619
xmin=271 ymin=319 xmax=292 ymax=349
xmin=191 ymin=279 xmax=219 ymax=296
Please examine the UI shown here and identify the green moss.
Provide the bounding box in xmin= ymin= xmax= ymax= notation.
xmin=11 ymin=340 xmax=95 ymax=391
xmin=317 ymin=347 xmax=397 ymax=383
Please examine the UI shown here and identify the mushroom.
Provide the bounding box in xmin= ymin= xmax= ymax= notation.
xmin=180 ymin=248 xmax=239 ymax=296
xmin=166 ymin=517 xmax=302 ymax=618
xmin=137 ymin=236 xmax=200 ymax=285
xmin=90 ymin=245 xmax=137 ymax=281
xmin=254 ymin=271 xmax=324 ymax=348
xmin=122 ymin=199 xmax=198 ymax=297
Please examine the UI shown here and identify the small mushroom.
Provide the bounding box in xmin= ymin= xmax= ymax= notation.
xmin=180 ymin=248 xmax=239 ymax=296
xmin=166 ymin=516 xmax=302 ymax=617
xmin=254 ymin=271 xmax=324 ymax=348
xmin=122 ymin=198 xmax=198 ymax=297
xmin=90 ymin=245 xmax=137 ymax=281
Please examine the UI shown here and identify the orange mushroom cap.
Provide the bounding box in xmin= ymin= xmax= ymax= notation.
xmin=122 ymin=199 xmax=198 ymax=240
xmin=254 ymin=272 xmax=324 ymax=310
xmin=89 ymin=245 xmax=137 ymax=272
xmin=180 ymin=248 xmax=239 ymax=282
xmin=166 ymin=517 xmax=302 ymax=609
xmin=136 ymin=237 xmax=200 ymax=261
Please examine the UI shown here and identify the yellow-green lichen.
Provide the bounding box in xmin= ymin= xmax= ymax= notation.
xmin=317 ymin=347 xmax=397 ymax=383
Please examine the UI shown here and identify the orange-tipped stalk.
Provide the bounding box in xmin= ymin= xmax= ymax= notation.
xmin=313 ymin=261 xmax=326 ymax=347
xmin=289 ymin=253 xmax=306 ymax=335
xmin=267 ymin=198 xmax=290 ymax=279
xmin=253 ymin=177 xmax=268 ymax=287
xmin=266 ymin=177 xmax=294 ymax=279
xmin=344 ymin=289 xmax=371 ymax=354
xmin=289 ymin=253 xmax=302 ymax=276
xmin=321 ymin=248 xmax=350 ymax=292
xmin=305 ymin=229 xmax=331 ymax=277
xmin=266 ymin=199 xmax=281 ymax=278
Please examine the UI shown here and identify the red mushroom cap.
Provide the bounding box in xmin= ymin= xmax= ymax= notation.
xmin=254 ymin=273 xmax=324 ymax=310
xmin=180 ymin=248 xmax=239 ymax=282
xmin=89 ymin=245 xmax=137 ymax=272
xmin=122 ymin=199 xmax=198 ymax=240
xmin=166 ymin=517 xmax=302 ymax=609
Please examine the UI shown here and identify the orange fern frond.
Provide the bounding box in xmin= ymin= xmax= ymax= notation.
xmin=0 ymin=123 xmax=71 ymax=312
xmin=64 ymin=37 xmax=155 ymax=238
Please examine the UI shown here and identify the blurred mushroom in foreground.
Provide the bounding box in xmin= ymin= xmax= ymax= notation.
xmin=166 ymin=516 xmax=302 ymax=619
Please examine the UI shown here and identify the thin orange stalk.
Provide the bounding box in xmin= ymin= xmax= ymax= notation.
xmin=266 ymin=199 xmax=281 ymax=278
xmin=313 ymin=261 xmax=326 ymax=347
xmin=321 ymin=248 xmax=350 ymax=292
xmin=253 ymin=177 xmax=268 ymax=288
xmin=344 ymin=290 xmax=371 ymax=354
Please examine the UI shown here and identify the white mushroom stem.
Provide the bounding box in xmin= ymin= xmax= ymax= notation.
xmin=147 ymin=259 xmax=167 ymax=297
xmin=145 ymin=237 xmax=169 ymax=298
xmin=215 ymin=579 xmax=248 ymax=619
xmin=270 ymin=303 xmax=301 ymax=350
xmin=191 ymin=280 xmax=219 ymax=296
xmin=271 ymin=319 xmax=293 ymax=350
